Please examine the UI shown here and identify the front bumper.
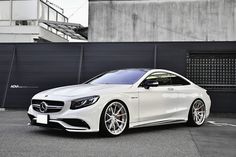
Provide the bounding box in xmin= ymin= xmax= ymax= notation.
xmin=27 ymin=100 xmax=101 ymax=132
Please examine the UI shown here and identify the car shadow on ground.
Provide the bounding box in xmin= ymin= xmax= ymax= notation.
xmin=28 ymin=123 xmax=188 ymax=139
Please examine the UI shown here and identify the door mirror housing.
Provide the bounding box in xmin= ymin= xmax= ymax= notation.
xmin=143 ymin=81 xmax=159 ymax=89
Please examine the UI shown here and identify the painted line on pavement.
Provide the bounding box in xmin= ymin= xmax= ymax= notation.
xmin=207 ymin=121 xmax=236 ymax=127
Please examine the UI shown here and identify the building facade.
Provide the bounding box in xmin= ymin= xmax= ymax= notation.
xmin=88 ymin=0 xmax=236 ymax=42
xmin=0 ymin=0 xmax=86 ymax=42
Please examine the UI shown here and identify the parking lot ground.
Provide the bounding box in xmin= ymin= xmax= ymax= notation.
xmin=0 ymin=110 xmax=235 ymax=157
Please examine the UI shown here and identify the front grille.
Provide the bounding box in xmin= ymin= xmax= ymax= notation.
xmin=32 ymin=99 xmax=64 ymax=113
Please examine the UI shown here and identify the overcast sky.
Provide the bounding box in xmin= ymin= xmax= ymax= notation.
xmin=49 ymin=0 xmax=89 ymax=27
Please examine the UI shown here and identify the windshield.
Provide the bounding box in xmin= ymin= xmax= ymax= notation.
xmin=87 ymin=69 xmax=148 ymax=85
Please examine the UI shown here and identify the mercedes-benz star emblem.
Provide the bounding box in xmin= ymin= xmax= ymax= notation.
xmin=39 ymin=101 xmax=48 ymax=113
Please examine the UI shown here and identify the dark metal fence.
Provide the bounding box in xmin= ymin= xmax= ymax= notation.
xmin=0 ymin=42 xmax=236 ymax=112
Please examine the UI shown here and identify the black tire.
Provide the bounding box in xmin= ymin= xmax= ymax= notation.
xmin=100 ymin=101 xmax=129 ymax=137
xmin=187 ymin=99 xmax=206 ymax=127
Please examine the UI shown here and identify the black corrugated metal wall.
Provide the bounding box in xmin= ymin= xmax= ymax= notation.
xmin=0 ymin=42 xmax=235 ymax=112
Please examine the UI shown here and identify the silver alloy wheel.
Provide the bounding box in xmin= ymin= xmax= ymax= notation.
xmin=104 ymin=102 xmax=128 ymax=135
xmin=192 ymin=100 xmax=206 ymax=125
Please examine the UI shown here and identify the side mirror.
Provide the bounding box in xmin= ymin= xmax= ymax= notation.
xmin=144 ymin=81 xmax=159 ymax=89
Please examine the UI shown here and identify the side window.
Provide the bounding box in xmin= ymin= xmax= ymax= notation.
xmin=142 ymin=72 xmax=190 ymax=86
xmin=171 ymin=75 xmax=190 ymax=85
xmin=144 ymin=72 xmax=172 ymax=86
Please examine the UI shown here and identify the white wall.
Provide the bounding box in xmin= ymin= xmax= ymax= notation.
xmin=12 ymin=0 xmax=38 ymax=20
xmin=89 ymin=0 xmax=236 ymax=42
xmin=0 ymin=26 xmax=68 ymax=42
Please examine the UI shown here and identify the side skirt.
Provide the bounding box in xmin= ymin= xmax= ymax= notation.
xmin=130 ymin=119 xmax=187 ymax=129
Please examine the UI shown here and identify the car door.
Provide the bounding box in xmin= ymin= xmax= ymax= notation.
xmin=170 ymin=75 xmax=194 ymax=119
xmin=138 ymin=72 xmax=179 ymax=122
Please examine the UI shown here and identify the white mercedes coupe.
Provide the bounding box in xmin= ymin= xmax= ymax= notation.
xmin=28 ymin=69 xmax=211 ymax=136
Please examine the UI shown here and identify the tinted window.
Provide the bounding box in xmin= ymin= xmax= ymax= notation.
xmin=88 ymin=69 xmax=147 ymax=85
xmin=171 ymin=76 xmax=190 ymax=85
xmin=142 ymin=72 xmax=190 ymax=86
xmin=144 ymin=72 xmax=172 ymax=85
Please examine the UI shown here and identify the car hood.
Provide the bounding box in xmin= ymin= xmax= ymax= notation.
xmin=37 ymin=84 xmax=133 ymax=97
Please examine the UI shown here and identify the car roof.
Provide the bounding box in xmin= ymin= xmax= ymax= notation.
xmin=109 ymin=68 xmax=151 ymax=72
xmin=114 ymin=68 xmax=172 ymax=73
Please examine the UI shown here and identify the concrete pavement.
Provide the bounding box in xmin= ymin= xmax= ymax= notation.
xmin=0 ymin=111 xmax=235 ymax=157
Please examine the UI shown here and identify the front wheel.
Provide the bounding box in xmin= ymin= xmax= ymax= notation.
xmin=100 ymin=101 xmax=128 ymax=136
xmin=187 ymin=99 xmax=206 ymax=126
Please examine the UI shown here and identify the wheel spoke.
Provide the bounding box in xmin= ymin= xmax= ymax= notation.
xmin=197 ymin=112 xmax=202 ymax=117
xmin=198 ymin=115 xmax=203 ymax=122
xmin=115 ymin=120 xmax=122 ymax=130
xmin=197 ymin=111 xmax=204 ymax=116
xmin=111 ymin=107 xmax=114 ymax=114
xmin=114 ymin=104 xmax=117 ymax=114
xmin=105 ymin=118 xmax=112 ymax=123
xmin=116 ymin=113 xmax=127 ymax=117
xmin=197 ymin=102 xmax=200 ymax=108
xmin=115 ymin=107 xmax=123 ymax=115
xmin=196 ymin=115 xmax=199 ymax=122
xmin=112 ymin=122 xmax=116 ymax=131
xmin=195 ymin=111 xmax=203 ymax=123
xmin=196 ymin=105 xmax=204 ymax=110
xmin=193 ymin=113 xmax=197 ymax=122
xmin=106 ymin=113 xmax=112 ymax=117
xmin=109 ymin=121 xmax=113 ymax=129
xmin=116 ymin=119 xmax=125 ymax=124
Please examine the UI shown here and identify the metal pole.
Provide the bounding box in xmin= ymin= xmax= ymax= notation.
xmin=37 ymin=0 xmax=40 ymax=26
xmin=77 ymin=45 xmax=84 ymax=83
xmin=153 ymin=44 xmax=157 ymax=68
xmin=1 ymin=47 xmax=16 ymax=109
xmin=10 ymin=0 xmax=13 ymax=26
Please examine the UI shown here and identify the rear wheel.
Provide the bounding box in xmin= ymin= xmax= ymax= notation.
xmin=187 ymin=99 xmax=206 ymax=126
xmin=100 ymin=101 xmax=128 ymax=136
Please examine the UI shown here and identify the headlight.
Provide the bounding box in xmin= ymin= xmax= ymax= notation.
xmin=70 ymin=96 xmax=100 ymax=110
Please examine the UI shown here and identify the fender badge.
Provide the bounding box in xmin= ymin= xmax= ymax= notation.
xmin=45 ymin=95 xmax=48 ymax=97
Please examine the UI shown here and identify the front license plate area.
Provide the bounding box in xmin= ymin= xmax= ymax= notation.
xmin=36 ymin=115 xmax=49 ymax=124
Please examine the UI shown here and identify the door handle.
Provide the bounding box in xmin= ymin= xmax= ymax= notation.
xmin=168 ymin=87 xmax=174 ymax=91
